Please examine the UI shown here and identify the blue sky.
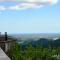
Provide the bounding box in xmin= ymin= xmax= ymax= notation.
xmin=0 ymin=0 xmax=60 ymax=34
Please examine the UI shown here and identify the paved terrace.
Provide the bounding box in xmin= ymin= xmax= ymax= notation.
xmin=0 ymin=48 xmax=10 ymax=60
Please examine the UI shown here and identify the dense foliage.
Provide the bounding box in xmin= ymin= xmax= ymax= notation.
xmin=8 ymin=38 xmax=60 ymax=60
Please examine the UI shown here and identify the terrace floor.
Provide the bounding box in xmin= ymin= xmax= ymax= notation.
xmin=0 ymin=48 xmax=10 ymax=60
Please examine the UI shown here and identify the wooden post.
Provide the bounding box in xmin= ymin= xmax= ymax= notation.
xmin=0 ymin=32 xmax=1 ymax=36
xmin=5 ymin=32 xmax=8 ymax=52
xmin=5 ymin=32 xmax=8 ymax=41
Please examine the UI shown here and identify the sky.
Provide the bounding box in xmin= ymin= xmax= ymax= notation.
xmin=0 ymin=0 xmax=60 ymax=34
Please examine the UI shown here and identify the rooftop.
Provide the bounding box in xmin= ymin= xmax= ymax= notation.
xmin=0 ymin=32 xmax=16 ymax=43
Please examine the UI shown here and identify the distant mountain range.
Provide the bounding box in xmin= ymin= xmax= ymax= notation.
xmin=9 ymin=33 xmax=60 ymax=48
xmin=20 ymin=38 xmax=60 ymax=48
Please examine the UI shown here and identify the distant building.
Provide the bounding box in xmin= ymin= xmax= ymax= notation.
xmin=0 ymin=32 xmax=16 ymax=52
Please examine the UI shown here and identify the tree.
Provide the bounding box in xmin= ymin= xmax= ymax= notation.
xmin=8 ymin=43 xmax=23 ymax=60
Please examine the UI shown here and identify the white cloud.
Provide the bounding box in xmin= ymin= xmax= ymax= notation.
xmin=0 ymin=6 xmax=6 ymax=10
xmin=9 ymin=3 xmax=44 ymax=10
xmin=48 ymin=0 xmax=58 ymax=4
xmin=8 ymin=0 xmax=58 ymax=10
xmin=0 ymin=0 xmax=58 ymax=10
